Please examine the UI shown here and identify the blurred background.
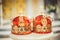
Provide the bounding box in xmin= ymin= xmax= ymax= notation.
xmin=0 ymin=0 xmax=60 ymax=40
